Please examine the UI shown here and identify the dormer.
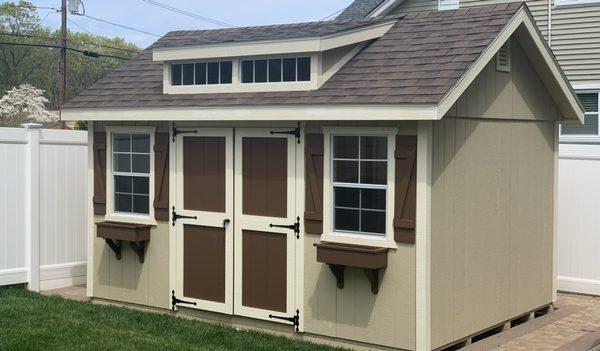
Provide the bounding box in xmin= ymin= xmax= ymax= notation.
xmin=152 ymin=19 xmax=398 ymax=94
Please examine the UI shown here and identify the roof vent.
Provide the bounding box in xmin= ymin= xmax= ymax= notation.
xmin=496 ymin=41 xmax=511 ymax=73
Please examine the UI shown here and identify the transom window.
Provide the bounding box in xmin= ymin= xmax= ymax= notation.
xmin=171 ymin=61 xmax=233 ymax=86
xmin=332 ymin=135 xmax=388 ymax=236
xmin=112 ymin=133 xmax=151 ymax=215
xmin=241 ymin=57 xmax=311 ymax=84
xmin=561 ymin=92 xmax=600 ymax=137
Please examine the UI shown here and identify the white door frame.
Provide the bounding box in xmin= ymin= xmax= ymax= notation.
xmin=233 ymin=128 xmax=298 ymax=323
xmin=174 ymin=128 xmax=234 ymax=314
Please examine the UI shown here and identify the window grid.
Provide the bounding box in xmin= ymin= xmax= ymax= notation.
xmin=332 ymin=136 xmax=388 ymax=237
xmin=241 ymin=57 xmax=311 ymax=84
xmin=171 ymin=61 xmax=232 ymax=86
xmin=560 ymin=92 xmax=600 ymax=138
xmin=112 ymin=133 xmax=151 ymax=216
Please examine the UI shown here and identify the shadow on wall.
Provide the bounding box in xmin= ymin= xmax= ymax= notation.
xmin=97 ymin=238 xmax=143 ymax=291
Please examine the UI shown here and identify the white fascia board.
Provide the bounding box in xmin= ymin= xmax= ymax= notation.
xmin=152 ymin=21 xmax=396 ymax=62
xmin=437 ymin=8 xmax=585 ymax=123
xmin=369 ymin=0 xmax=405 ymax=17
xmin=62 ymin=104 xmax=438 ymax=122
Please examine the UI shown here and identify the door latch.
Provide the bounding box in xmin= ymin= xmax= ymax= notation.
xmin=172 ymin=206 xmax=198 ymax=227
xmin=171 ymin=290 xmax=197 ymax=311
xmin=269 ymin=216 xmax=300 ymax=239
xmin=172 ymin=124 xmax=197 ymax=142
xmin=270 ymin=122 xmax=301 ymax=144
xmin=269 ymin=309 xmax=300 ymax=332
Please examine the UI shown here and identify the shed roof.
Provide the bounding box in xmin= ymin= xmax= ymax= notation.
xmin=65 ymin=3 xmax=527 ymax=109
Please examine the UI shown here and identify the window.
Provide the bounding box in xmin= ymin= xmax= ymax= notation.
xmin=112 ymin=133 xmax=151 ymax=215
xmin=556 ymin=0 xmax=600 ymax=6
xmin=241 ymin=57 xmax=311 ymax=83
xmin=332 ymin=135 xmax=388 ymax=236
xmin=171 ymin=61 xmax=233 ymax=86
xmin=561 ymin=92 xmax=600 ymax=137
xmin=438 ymin=0 xmax=459 ymax=10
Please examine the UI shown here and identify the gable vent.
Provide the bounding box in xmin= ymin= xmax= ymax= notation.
xmin=496 ymin=41 xmax=511 ymax=73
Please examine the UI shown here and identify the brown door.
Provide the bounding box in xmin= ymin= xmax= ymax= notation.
xmin=175 ymin=129 xmax=233 ymax=314
xmin=233 ymin=128 xmax=297 ymax=322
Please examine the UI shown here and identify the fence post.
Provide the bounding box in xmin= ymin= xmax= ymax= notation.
xmin=22 ymin=123 xmax=42 ymax=292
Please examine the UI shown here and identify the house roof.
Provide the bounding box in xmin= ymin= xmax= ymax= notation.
xmin=65 ymin=3 xmax=528 ymax=110
xmin=337 ymin=0 xmax=386 ymax=20
xmin=153 ymin=16 xmax=395 ymax=49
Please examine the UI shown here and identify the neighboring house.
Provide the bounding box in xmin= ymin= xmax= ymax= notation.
xmin=62 ymin=3 xmax=583 ymax=351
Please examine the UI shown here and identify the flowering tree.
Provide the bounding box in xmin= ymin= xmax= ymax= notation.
xmin=0 ymin=84 xmax=56 ymax=127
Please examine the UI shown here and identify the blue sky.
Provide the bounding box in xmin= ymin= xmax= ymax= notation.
xmin=14 ymin=0 xmax=353 ymax=48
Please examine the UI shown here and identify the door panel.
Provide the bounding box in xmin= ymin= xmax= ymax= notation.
xmin=234 ymin=129 xmax=297 ymax=323
xmin=242 ymin=138 xmax=287 ymax=218
xmin=184 ymin=225 xmax=226 ymax=303
xmin=175 ymin=129 xmax=233 ymax=314
xmin=242 ymin=230 xmax=287 ymax=312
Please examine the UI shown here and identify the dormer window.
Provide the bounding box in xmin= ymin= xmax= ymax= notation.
xmin=241 ymin=57 xmax=311 ymax=84
xmin=171 ymin=61 xmax=233 ymax=86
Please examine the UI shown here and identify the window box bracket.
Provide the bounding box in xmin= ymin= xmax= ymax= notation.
xmin=314 ymin=241 xmax=388 ymax=294
xmin=97 ymin=221 xmax=151 ymax=263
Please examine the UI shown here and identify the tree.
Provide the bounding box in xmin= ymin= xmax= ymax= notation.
xmin=0 ymin=1 xmax=140 ymax=109
xmin=0 ymin=84 xmax=56 ymax=127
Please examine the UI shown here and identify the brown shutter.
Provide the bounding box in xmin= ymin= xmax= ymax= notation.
xmin=93 ymin=132 xmax=107 ymax=215
xmin=304 ymin=133 xmax=324 ymax=234
xmin=394 ymin=135 xmax=417 ymax=244
xmin=154 ymin=133 xmax=170 ymax=221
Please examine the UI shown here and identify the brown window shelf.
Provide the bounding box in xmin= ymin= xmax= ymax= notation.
xmin=96 ymin=222 xmax=151 ymax=263
xmin=314 ymin=241 xmax=389 ymax=294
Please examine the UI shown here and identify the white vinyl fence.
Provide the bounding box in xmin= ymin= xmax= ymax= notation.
xmin=0 ymin=124 xmax=87 ymax=291
xmin=558 ymin=143 xmax=600 ymax=295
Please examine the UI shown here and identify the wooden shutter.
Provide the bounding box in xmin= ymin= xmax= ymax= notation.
xmin=154 ymin=133 xmax=170 ymax=221
xmin=394 ymin=135 xmax=417 ymax=244
xmin=93 ymin=132 xmax=107 ymax=215
xmin=304 ymin=133 xmax=324 ymax=234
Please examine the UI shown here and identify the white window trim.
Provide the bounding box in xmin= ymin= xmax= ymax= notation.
xmin=321 ymin=127 xmax=398 ymax=249
xmin=163 ymin=54 xmax=320 ymax=94
xmin=560 ymin=91 xmax=600 ymax=143
xmin=105 ymin=126 xmax=157 ymax=226
xmin=555 ymin=0 xmax=600 ymax=7
xmin=438 ymin=0 xmax=459 ymax=11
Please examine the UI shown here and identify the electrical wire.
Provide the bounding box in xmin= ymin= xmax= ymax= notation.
xmin=0 ymin=41 xmax=130 ymax=60
xmin=67 ymin=19 xmax=140 ymax=53
xmin=140 ymin=0 xmax=235 ymax=28
xmin=0 ymin=31 xmax=140 ymax=54
xmin=76 ymin=14 xmax=161 ymax=37
xmin=320 ymin=7 xmax=346 ymax=21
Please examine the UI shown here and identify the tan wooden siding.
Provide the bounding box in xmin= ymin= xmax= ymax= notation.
xmin=429 ymin=117 xmax=555 ymax=349
xmin=390 ymin=0 xmax=600 ymax=86
xmin=445 ymin=37 xmax=562 ymax=120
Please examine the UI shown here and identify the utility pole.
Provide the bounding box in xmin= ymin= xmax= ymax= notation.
xmin=59 ymin=0 xmax=67 ymax=129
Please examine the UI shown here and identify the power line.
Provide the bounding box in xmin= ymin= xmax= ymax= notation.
xmin=0 ymin=41 xmax=130 ymax=60
xmin=0 ymin=31 xmax=140 ymax=54
xmin=320 ymin=7 xmax=346 ymax=21
xmin=140 ymin=0 xmax=234 ymax=28
xmin=67 ymin=19 xmax=141 ymax=53
xmin=77 ymin=13 xmax=161 ymax=37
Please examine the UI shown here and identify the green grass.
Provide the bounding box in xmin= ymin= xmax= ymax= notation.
xmin=0 ymin=285 xmax=343 ymax=351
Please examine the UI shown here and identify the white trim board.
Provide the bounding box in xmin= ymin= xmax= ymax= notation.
xmin=0 ymin=268 xmax=28 ymax=286
xmin=62 ymin=105 xmax=439 ymax=122
xmin=557 ymin=276 xmax=600 ymax=296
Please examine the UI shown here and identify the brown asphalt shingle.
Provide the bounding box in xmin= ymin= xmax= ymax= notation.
xmin=64 ymin=2 xmax=524 ymax=109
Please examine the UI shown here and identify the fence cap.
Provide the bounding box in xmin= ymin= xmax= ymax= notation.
xmin=21 ymin=123 xmax=43 ymax=130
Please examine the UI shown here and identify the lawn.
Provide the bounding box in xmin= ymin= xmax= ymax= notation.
xmin=0 ymin=285 xmax=343 ymax=351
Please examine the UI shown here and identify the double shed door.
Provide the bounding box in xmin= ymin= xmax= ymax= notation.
xmin=175 ymin=127 xmax=297 ymax=323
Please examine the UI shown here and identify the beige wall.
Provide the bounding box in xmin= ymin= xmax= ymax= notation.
xmin=445 ymin=37 xmax=562 ymax=120
xmin=389 ymin=0 xmax=600 ymax=87
xmin=91 ymin=121 xmax=171 ymax=309
xmin=429 ymin=117 xmax=555 ymax=349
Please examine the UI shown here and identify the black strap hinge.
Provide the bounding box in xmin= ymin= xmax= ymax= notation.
xmin=270 ymin=122 xmax=301 ymax=144
xmin=171 ymin=290 xmax=197 ymax=311
xmin=268 ymin=309 xmax=300 ymax=332
xmin=172 ymin=206 xmax=198 ymax=227
xmin=269 ymin=216 xmax=300 ymax=239
xmin=172 ymin=124 xmax=197 ymax=142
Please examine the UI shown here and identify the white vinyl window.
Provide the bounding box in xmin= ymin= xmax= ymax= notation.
xmin=560 ymin=92 xmax=600 ymax=141
xmin=439 ymin=0 xmax=459 ymax=10
xmin=556 ymin=0 xmax=600 ymax=7
xmin=112 ymin=133 xmax=151 ymax=215
xmin=331 ymin=135 xmax=388 ymax=237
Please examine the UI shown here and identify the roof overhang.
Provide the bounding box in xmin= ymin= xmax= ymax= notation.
xmin=152 ymin=21 xmax=397 ymax=62
xmin=62 ymin=104 xmax=438 ymax=122
xmin=436 ymin=6 xmax=585 ymax=123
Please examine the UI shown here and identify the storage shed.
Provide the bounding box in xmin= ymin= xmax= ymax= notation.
xmin=63 ymin=3 xmax=584 ymax=351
